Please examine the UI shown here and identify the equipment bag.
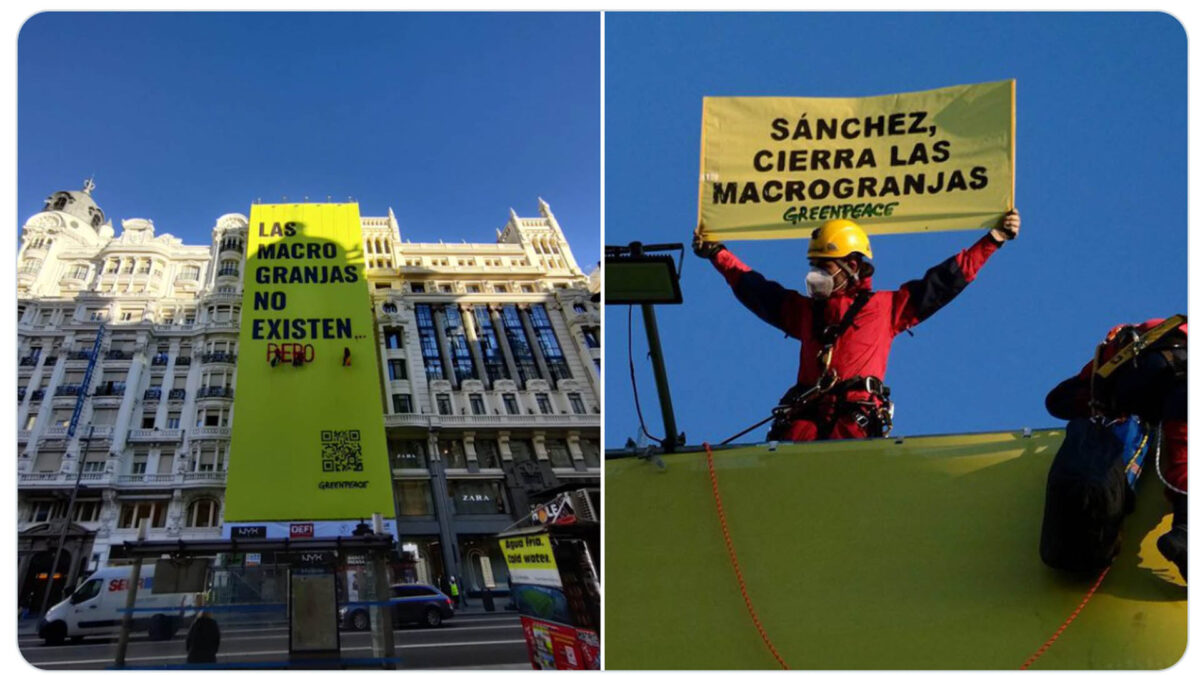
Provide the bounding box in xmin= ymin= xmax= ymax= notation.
xmin=1039 ymin=417 xmax=1149 ymax=574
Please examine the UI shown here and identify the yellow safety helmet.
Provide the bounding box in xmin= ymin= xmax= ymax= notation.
xmin=808 ymin=219 xmax=873 ymax=260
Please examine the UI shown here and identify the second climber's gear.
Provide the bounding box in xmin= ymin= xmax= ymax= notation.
xmin=1089 ymin=314 xmax=1187 ymax=417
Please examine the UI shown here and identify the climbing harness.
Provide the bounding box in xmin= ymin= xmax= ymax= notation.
xmin=762 ymin=291 xmax=894 ymax=440
xmin=704 ymin=442 xmax=790 ymax=669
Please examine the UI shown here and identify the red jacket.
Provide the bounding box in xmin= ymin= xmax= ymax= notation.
xmin=710 ymin=233 xmax=1003 ymax=397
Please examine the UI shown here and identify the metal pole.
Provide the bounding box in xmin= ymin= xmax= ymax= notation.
xmin=641 ymin=304 xmax=680 ymax=452
xmin=39 ymin=425 xmax=94 ymax=617
xmin=114 ymin=519 xmax=147 ymax=667
xmin=370 ymin=513 xmax=396 ymax=669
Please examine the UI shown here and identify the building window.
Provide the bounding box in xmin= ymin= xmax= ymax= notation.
xmin=384 ymin=327 xmax=403 ymax=350
xmin=475 ymin=439 xmax=501 ymax=469
xmin=73 ymin=501 xmax=102 ymax=523
xmin=436 ymin=394 xmax=452 ymax=416
xmin=449 ymin=480 xmax=507 ymax=515
xmin=29 ymin=500 xmax=66 ymax=523
xmin=32 ymin=450 xmax=64 ymax=473
xmin=440 ymin=439 xmax=467 ymax=469
xmin=469 ymin=394 xmax=486 ymax=415
xmin=444 ymin=306 xmax=477 ymax=382
xmin=415 ymin=305 xmax=445 ymax=381
xmin=131 ymin=455 xmax=148 ymax=475
xmin=178 ymin=266 xmax=200 ymax=281
xmin=167 ymin=413 xmax=181 ymax=429
xmin=536 ymin=393 xmax=553 ymax=415
xmin=568 ymin=393 xmax=586 ymax=415
xmin=186 ymin=499 xmax=219 ymax=528
xmin=579 ymin=438 xmax=601 ymax=468
xmin=388 ymin=359 xmax=408 ymax=381
xmin=582 ymin=327 xmax=600 ymax=349
xmin=530 ymin=305 xmax=572 ymax=382
xmin=501 ymin=306 xmax=540 ymax=384
xmin=410 ymin=282 xmax=425 ymax=293
xmin=391 ymin=440 xmax=427 ymax=469
xmin=392 ymin=394 xmax=413 ymax=414
xmin=118 ymin=501 xmax=169 ymax=529
xmin=546 ymin=440 xmax=573 ymax=468
xmin=509 ymin=439 xmax=535 ymax=464
xmin=473 ymin=307 xmax=511 ymax=382
xmin=395 ymin=480 xmax=434 ymax=516
xmin=503 ymin=394 xmax=519 ymax=415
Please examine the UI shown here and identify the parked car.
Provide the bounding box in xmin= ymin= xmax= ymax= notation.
xmin=340 ymin=583 xmax=454 ymax=630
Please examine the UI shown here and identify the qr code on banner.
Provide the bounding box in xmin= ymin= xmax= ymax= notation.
xmin=321 ymin=429 xmax=363 ymax=472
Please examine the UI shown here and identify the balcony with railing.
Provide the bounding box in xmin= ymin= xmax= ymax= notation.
xmin=182 ymin=470 xmax=226 ymax=484
xmin=219 ymin=241 xmax=245 ymax=253
xmin=383 ymin=411 xmax=601 ymax=430
xmin=196 ymin=386 xmax=234 ymax=399
xmin=29 ymin=389 xmax=45 ymax=401
xmin=44 ymin=355 xmax=57 ymax=366
xmin=175 ymin=356 xmax=192 ymax=366
xmin=191 ymin=427 xmax=231 ymax=439
xmin=150 ymin=354 xmax=170 ymax=366
xmin=216 ymin=267 xmax=240 ymax=278
xmin=19 ymin=355 xmax=38 ymax=367
xmin=118 ymin=472 xmax=176 ymax=485
xmin=200 ymin=351 xmax=237 ymax=365
xmin=128 ymin=428 xmax=183 ymax=443
xmin=106 ymin=349 xmax=132 ymax=360
xmin=66 ymin=350 xmax=94 ymax=361
xmin=54 ymin=385 xmax=83 ymax=398
xmin=168 ymin=388 xmax=187 ymax=401
xmin=144 ymin=387 xmax=162 ymax=401
xmin=18 ymin=386 xmax=27 ymax=399
xmin=19 ymin=471 xmax=64 ymax=485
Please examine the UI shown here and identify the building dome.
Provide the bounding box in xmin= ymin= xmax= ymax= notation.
xmin=43 ymin=179 xmax=105 ymax=230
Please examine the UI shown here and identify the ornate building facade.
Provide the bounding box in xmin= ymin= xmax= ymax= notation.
xmin=16 ymin=181 xmax=601 ymax=611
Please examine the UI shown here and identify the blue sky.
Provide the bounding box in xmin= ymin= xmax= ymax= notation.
xmin=606 ymin=12 xmax=1187 ymax=446
xmin=17 ymin=12 xmax=600 ymax=268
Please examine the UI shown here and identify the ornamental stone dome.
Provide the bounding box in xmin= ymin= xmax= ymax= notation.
xmin=43 ymin=178 xmax=105 ymax=230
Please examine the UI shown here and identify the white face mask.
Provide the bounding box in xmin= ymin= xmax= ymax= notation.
xmin=805 ymin=267 xmax=835 ymax=299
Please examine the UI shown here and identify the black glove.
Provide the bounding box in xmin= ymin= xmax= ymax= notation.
xmin=692 ymin=230 xmax=725 ymax=259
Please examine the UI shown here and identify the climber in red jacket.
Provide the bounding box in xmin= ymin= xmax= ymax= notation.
xmin=693 ymin=211 xmax=1019 ymax=442
xmin=1045 ymin=317 xmax=1187 ymax=579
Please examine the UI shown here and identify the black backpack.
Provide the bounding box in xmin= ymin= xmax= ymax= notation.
xmin=1039 ymin=418 xmax=1142 ymax=574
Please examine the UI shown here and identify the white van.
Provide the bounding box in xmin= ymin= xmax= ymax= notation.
xmin=38 ymin=566 xmax=198 ymax=645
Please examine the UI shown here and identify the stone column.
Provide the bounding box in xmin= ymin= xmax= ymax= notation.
xmin=566 ymin=431 xmax=587 ymax=471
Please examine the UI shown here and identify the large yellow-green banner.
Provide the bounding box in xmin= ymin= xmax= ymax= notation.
xmin=225 ymin=203 xmax=393 ymax=522
xmin=698 ymin=80 xmax=1015 ymax=241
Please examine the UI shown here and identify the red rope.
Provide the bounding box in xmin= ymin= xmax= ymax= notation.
xmin=1019 ymin=565 xmax=1111 ymax=670
xmin=704 ymin=442 xmax=790 ymax=669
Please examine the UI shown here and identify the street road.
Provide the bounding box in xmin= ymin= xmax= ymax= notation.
xmin=18 ymin=612 xmax=531 ymax=669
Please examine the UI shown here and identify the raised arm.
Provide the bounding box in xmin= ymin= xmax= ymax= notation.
xmin=890 ymin=210 xmax=1019 ymax=334
xmin=694 ymin=230 xmax=809 ymax=339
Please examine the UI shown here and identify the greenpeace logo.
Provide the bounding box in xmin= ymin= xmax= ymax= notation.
xmin=318 ymin=481 xmax=369 ymax=490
